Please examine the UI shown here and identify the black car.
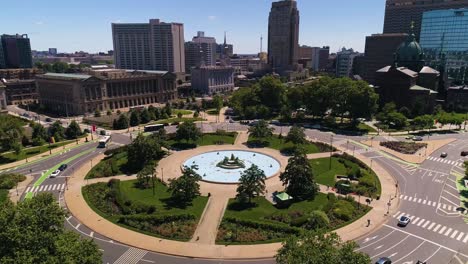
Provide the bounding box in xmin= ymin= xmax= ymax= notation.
xmin=375 ymin=257 xmax=392 ymax=264
xmin=461 ymin=151 xmax=468 ymax=157
xmin=58 ymin=164 xmax=68 ymax=171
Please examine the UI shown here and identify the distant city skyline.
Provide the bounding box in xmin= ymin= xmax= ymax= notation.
xmin=3 ymin=0 xmax=385 ymax=54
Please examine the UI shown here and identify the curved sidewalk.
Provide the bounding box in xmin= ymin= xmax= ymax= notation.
xmin=64 ymin=135 xmax=400 ymax=259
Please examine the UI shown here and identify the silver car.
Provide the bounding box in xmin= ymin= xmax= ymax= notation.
xmin=398 ymin=216 xmax=411 ymax=227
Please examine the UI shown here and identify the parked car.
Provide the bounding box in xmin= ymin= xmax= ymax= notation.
xmin=269 ymin=120 xmax=281 ymax=126
xmin=413 ymin=136 xmax=423 ymax=142
xmin=405 ymin=135 xmax=414 ymax=140
xmin=398 ymin=216 xmax=411 ymax=227
xmin=45 ymin=117 xmax=53 ymax=122
xmin=50 ymin=170 xmax=61 ymax=178
xmin=461 ymin=151 xmax=468 ymax=157
xmin=440 ymin=152 xmax=448 ymax=158
xmin=375 ymin=257 xmax=392 ymax=264
xmin=58 ymin=164 xmax=68 ymax=171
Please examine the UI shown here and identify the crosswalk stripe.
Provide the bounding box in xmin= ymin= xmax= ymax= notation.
xmin=422 ymin=221 xmax=430 ymax=228
xmin=450 ymin=230 xmax=458 ymax=238
xmin=422 ymin=200 xmax=427 ymax=205
xmin=444 ymin=228 xmax=453 ymax=236
xmin=463 ymin=234 xmax=468 ymax=243
xmin=412 ymin=217 xmax=421 ymax=225
xmin=434 ymin=224 xmax=442 ymax=232
xmin=432 ymin=201 xmax=437 ymax=207
xmin=427 ymin=222 xmax=436 ymax=230
xmin=26 ymin=187 xmax=31 ymax=192
xmin=38 ymin=186 xmax=44 ymax=192
xmin=416 ymin=219 xmax=425 ymax=227
xmin=53 ymin=184 xmax=58 ymax=191
xmin=393 ymin=211 xmax=401 ymax=218
xmin=408 ymin=197 xmax=413 ymax=202
xmin=417 ymin=198 xmax=422 ymax=203
xmin=457 ymin=232 xmax=464 ymax=241
xmin=61 ymin=183 xmax=65 ymax=190
xmin=443 ymin=204 xmax=447 ymax=210
xmin=397 ymin=213 xmax=405 ymax=219
xmin=439 ymin=226 xmax=447 ymax=234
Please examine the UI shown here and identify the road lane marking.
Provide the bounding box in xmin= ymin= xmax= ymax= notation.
xmin=90 ymin=232 xmax=94 ymax=238
xmin=451 ymin=230 xmax=458 ymax=238
xmin=444 ymin=228 xmax=452 ymax=236
xmin=456 ymin=232 xmax=464 ymax=241
xmin=433 ymin=224 xmax=441 ymax=232
xmin=383 ymin=225 xmax=468 ymax=259
xmin=441 ymin=196 xmax=459 ymax=207
xmin=427 ymin=222 xmax=435 ymax=230
xmin=416 ymin=219 xmax=425 ymax=227
xmin=370 ymin=235 xmax=410 ymax=259
xmin=424 ymin=247 xmax=441 ymax=263
xmin=393 ymin=241 xmax=425 ymax=264
xmin=358 ymin=230 xmax=396 ymax=250
xmin=463 ymin=234 xmax=468 ymax=243
xmin=439 ymin=226 xmax=447 ymax=234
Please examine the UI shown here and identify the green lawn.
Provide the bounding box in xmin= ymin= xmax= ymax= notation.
xmin=83 ymin=179 xmax=209 ymax=241
xmin=0 ymin=189 xmax=8 ymax=204
xmin=218 ymin=194 xmax=370 ymax=244
xmin=206 ymin=109 xmax=219 ymax=116
xmin=85 ymin=150 xmax=133 ymax=179
xmin=248 ymin=135 xmax=329 ymax=155
xmin=0 ymin=141 xmax=72 ymax=165
xmin=357 ymin=123 xmax=377 ymax=133
xmin=309 ymin=156 xmax=381 ymax=198
xmin=149 ymin=117 xmax=204 ymax=125
xmin=168 ymin=132 xmax=238 ymax=150
xmin=172 ymin=109 xmax=193 ymax=116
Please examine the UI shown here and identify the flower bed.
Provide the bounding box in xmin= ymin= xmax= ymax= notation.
xmin=380 ymin=141 xmax=427 ymax=154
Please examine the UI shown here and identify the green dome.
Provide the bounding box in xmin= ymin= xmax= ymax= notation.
xmin=396 ymin=34 xmax=424 ymax=62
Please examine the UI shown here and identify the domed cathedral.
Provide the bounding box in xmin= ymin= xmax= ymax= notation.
xmin=375 ymin=23 xmax=440 ymax=116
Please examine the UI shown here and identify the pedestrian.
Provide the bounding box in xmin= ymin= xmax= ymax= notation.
xmin=367 ymin=219 xmax=371 ymax=227
xmin=327 ymin=185 xmax=330 ymax=191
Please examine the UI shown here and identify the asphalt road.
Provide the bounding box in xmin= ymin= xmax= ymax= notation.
xmin=4 ymin=120 xmax=468 ymax=264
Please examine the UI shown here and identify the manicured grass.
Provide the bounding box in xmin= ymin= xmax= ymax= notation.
xmin=309 ymin=157 xmax=348 ymax=187
xmin=206 ymin=109 xmax=219 ymax=116
xmin=82 ymin=179 xmax=209 ymax=241
xmin=149 ymin=117 xmax=204 ymax=125
xmin=248 ymin=135 xmax=329 ymax=154
xmin=118 ymin=180 xmax=208 ymax=218
xmin=85 ymin=150 xmax=133 ymax=179
xmin=0 ymin=141 xmax=71 ymax=165
xmin=172 ymin=109 xmax=193 ymax=116
xmin=357 ymin=123 xmax=377 ymax=133
xmin=167 ymin=132 xmax=238 ymax=150
xmin=0 ymin=189 xmax=8 ymax=204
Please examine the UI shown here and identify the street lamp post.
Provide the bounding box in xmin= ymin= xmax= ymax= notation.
xmin=329 ymin=135 xmax=334 ymax=170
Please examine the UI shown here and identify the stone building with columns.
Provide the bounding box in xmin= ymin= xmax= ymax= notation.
xmin=191 ymin=66 xmax=234 ymax=95
xmin=36 ymin=69 xmax=177 ymax=115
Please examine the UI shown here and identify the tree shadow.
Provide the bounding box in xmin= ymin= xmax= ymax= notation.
xmin=227 ymin=201 xmax=258 ymax=211
xmin=245 ymin=140 xmax=269 ymax=149
xmin=169 ymin=142 xmax=197 ymax=150
xmin=161 ymin=197 xmax=190 ymax=210
xmin=460 ymin=190 xmax=468 ymax=199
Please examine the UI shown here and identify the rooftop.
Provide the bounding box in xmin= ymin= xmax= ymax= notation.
xmin=39 ymin=73 xmax=93 ymax=80
xmin=409 ymin=85 xmax=438 ymax=94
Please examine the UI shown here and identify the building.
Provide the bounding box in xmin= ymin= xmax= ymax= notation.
xmin=48 ymin=48 xmax=57 ymax=56
xmin=1 ymin=34 xmax=33 ymax=69
xmin=0 ymin=79 xmax=38 ymax=105
xmin=0 ymin=41 xmax=5 ymax=69
xmin=363 ymin=33 xmax=408 ymax=84
xmin=268 ymin=0 xmax=300 ymax=74
xmin=447 ymin=85 xmax=468 ymax=111
xmin=383 ymin=0 xmax=468 ymax=41
xmin=112 ymin=19 xmax=185 ymax=73
xmin=216 ymin=32 xmax=234 ymax=61
xmin=230 ymin=54 xmax=267 ymax=75
xmin=36 ymin=70 xmax=177 ymax=115
xmin=318 ymin=46 xmax=330 ymax=72
xmin=376 ymin=34 xmax=439 ymax=114
xmin=191 ymin=66 xmax=235 ymax=95
xmin=298 ymin=46 xmax=321 ymax=71
xmin=420 ymin=8 xmax=468 ymax=85
xmin=335 ymin=48 xmax=362 ymax=78
xmin=185 ymin=32 xmax=217 ymax=73
xmin=0 ymin=68 xmax=41 ymax=80
xmin=0 ymin=82 xmax=6 ymax=109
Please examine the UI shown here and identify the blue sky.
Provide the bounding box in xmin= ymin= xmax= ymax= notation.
xmin=1 ymin=0 xmax=386 ymax=54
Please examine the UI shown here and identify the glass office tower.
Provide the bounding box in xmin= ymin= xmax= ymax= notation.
xmin=420 ymin=9 xmax=468 ymax=84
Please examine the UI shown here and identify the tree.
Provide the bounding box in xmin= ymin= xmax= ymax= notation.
xmin=167 ymin=166 xmax=202 ymax=205
xmin=94 ymin=109 xmax=101 ymax=117
xmin=412 ymin=115 xmax=434 ymax=130
xmin=212 ymin=94 xmax=224 ymax=113
xmin=0 ymin=116 xmax=24 ymax=151
xmin=285 ymin=125 xmax=307 ymax=145
xmin=31 ymin=123 xmax=48 ymax=146
xmin=137 ymin=162 xmax=155 ymax=189
xmin=0 ymin=193 xmax=102 ymax=264
xmin=65 ymin=120 xmax=82 ymax=139
xmin=280 ymin=152 xmax=319 ymax=201
xmin=115 ymin=114 xmax=129 ymax=129
xmin=140 ymin=109 xmax=151 ymax=124
xmin=129 ymin=111 xmax=140 ymax=127
xmin=276 ymin=232 xmax=371 ymax=264
xmin=236 ymin=165 xmax=266 ymax=204
xmin=164 ymin=103 xmax=172 ymax=117
xmin=176 ymin=121 xmax=201 ymax=142
xmin=127 ymin=134 xmax=165 ymax=171
xmin=48 ymin=121 xmax=65 ymax=141
xmin=248 ymin=120 xmax=274 ymax=143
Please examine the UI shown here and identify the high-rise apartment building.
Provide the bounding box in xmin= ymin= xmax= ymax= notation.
xmin=0 ymin=41 xmax=5 ymax=69
xmin=363 ymin=33 xmax=408 ymax=84
xmin=1 ymin=34 xmax=33 ymax=69
xmin=318 ymin=46 xmax=330 ymax=71
xmin=383 ymin=0 xmax=468 ymax=41
xmin=335 ymin=48 xmax=362 ymax=78
xmin=112 ymin=19 xmax=185 ymax=73
xmin=268 ymin=0 xmax=300 ymax=74
xmin=298 ymin=46 xmax=321 ymax=71
xmin=185 ymin=32 xmax=217 ymax=73
xmin=420 ymin=8 xmax=468 ymax=84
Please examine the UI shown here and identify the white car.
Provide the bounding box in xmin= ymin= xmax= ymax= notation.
xmin=50 ymin=170 xmax=61 ymax=178
xmin=398 ymin=216 xmax=411 ymax=227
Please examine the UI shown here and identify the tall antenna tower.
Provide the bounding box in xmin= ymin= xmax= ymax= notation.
xmin=260 ymin=35 xmax=263 ymax=53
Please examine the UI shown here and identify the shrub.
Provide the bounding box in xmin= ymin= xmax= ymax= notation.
xmin=0 ymin=173 xmax=26 ymax=189
xmin=305 ymin=210 xmax=330 ymax=230
xmin=332 ymin=200 xmax=355 ymax=221
xmin=380 ymin=141 xmax=427 ymax=154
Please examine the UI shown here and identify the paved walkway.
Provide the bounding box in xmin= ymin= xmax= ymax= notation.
xmin=64 ymin=131 xmax=401 ymax=259
xmin=191 ymin=196 xmax=228 ymax=244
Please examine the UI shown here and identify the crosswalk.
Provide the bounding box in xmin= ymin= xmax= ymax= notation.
xmin=25 ymin=183 xmax=65 ymax=193
xmin=399 ymin=194 xmax=459 ymax=212
xmin=113 ymin=247 xmax=147 ymax=264
xmin=426 ymin=156 xmax=463 ymax=167
xmin=393 ymin=211 xmax=468 ymax=243
xmin=400 ymin=164 xmax=418 ymax=174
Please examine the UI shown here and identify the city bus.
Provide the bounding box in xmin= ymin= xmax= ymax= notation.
xmin=144 ymin=124 xmax=164 ymax=133
xmin=98 ymin=136 xmax=111 ymax=148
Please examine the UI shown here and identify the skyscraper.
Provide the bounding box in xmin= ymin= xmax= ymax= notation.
xmin=420 ymin=8 xmax=468 ymax=84
xmin=335 ymin=48 xmax=362 ymax=78
xmin=1 ymin=34 xmax=32 ymax=69
xmin=268 ymin=0 xmax=300 ymax=74
xmin=112 ymin=19 xmax=185 ymax=73
xmin=185 ymin=32 xmax=217 ymax=73
xmin=0 ymin=41 xmax=5 ymax=69
xmin=383 ymin=0 xmax=468 ymax=41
